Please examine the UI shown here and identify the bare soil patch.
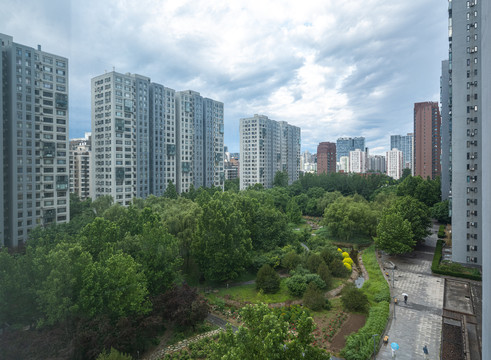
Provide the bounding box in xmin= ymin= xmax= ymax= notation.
xmin=329 ymin=313 xmax=366 ymax=353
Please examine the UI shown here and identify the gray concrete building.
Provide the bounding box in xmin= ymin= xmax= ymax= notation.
xmin=1 ymin=33 xmax=69 ymax=247
xmin=449 ymin=0 xmax=482 ymax=265
xmin=239 ymin=115 xmax=300 ymax=190
xmin=336 ymin=136 xmax=365 ymax=161
xmin=440 ymin=60 xmax=451 ymax=201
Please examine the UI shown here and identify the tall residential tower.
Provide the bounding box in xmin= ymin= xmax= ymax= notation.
xmin=1 ymin=33 xmax=69 ymax=247
xmin=413 ymin=102 xmax=441 ymax=180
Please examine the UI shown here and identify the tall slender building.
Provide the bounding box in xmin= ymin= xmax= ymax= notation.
xmin=390 ymin=133 xmax=413 ymax=170
xmin=239 ymin=114 xmax=300 ymax=190
xmin=1 ymin=33 xmax=69 ymax=247
xmin=449 ymin=0 xmax=483 ymax=265
xmin=440 ymin=60 xmax=451 ymax=201
xmin=69 ymin=133 xmax=91 ymax=200
xmin=386 ymin=149 xmax=403 ymax=180
xmin=413 ymin=102 xmax=441 ymax=179
xmin=316 ymin=142 xmax=336 ymax=174
xmin=348 ymin=148 xmax=366 ymax=174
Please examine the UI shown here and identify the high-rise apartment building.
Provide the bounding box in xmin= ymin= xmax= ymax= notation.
xmin=338 ymin=156 xmax=349 ymax=173
xmin=390 ymin=133 xmax=413 ymax=170
xmin=1 ymin=34 xmax=69 ymax=247
xmin=448 ymin=0 xmax=483 ymax=265
xmin=239 ymin=115 xmax=300 ymax=190
xmin=386 ymin=149 xmax=403 ymax=180
xmin=336 ymin=137 xmax=365 ymax=161
xmin=348 ymin=149 xmax=366 ymax=174
xmin=69 ymin=133 xmax=91 ymax=200
xmin=368 ymin=155 xmax=386 ymax=173
xmin=300 ymin=150 xmax=316 ymax=173
xmin=91 ymin=71 xmax=223 ymax=204
xmin=413 ymin=102 xmax=441 ymax=179
xmin=440 ymin=60 xmax=451 ymax=201
xmin=316 ymin=142 xmax=336 ymax=174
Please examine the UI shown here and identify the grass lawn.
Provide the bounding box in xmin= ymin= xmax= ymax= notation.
xmin=206 ymin=278 xmax=296 ymax=304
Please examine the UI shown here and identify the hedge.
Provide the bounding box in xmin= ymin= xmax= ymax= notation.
xmin=431 ymin=240 xmax=481 ymax=281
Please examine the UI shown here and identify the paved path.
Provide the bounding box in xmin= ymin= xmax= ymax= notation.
xmin=377 ymin=223 xmax=444 ymax=360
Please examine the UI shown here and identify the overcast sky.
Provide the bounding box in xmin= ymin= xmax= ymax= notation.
xmin=2 ymin=0 xmax=448 ymax=154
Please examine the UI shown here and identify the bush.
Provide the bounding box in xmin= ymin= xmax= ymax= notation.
xmin=306 ymin=253 xmax=324 ymax=273
xmin=431 ymin=240 xmax=481 ymax=281
xmin=256 ymin=264 xmax=281 ymax=294
xmin=285 ymin=275 xmax=308 ymax=297
xmin=317 ymin=262 xmax=332 ymax=289
xmin=303 ymin=283 xmax=325 ymax=311
xmin=437 ymin=225 xmax=446 ymax=239
xmin=320 ymin=246 xmax=339 ymax=265
xmin=341 ymin=285 xmax=369 ymax=313
xmin=96 ymin=348 xmax=133 ymax=360
xmin=281 ymin=251 xmax=302 ymax=271
xmin=329 ymin=258 xmax=350 ymax=277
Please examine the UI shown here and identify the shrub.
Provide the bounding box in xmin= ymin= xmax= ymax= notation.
xmin=341 ymin=285 xmax=369 ymax=313
xmin=303 ymin=283 xmax=325 ymax=311
xmin=438 ymin=225 xmax=446 ymax=239
xmin=317 ymin=262 xmax=332 ymax=289
xmin=342 ymin=257 xmax=354 ymax=266
xmin=306 ymin=253 xmax=324 ymax=273
xmin=320 ymin=246 xmax=340 ymax=265
xmin=281 ymin=251 xmax=302 ymax=271
xmin=330 ymin=258 xmax=350 ymax=277
xmin=341 ymin=251 xmax=350 ymax=259
xmin=256 ymin=264 xmax=281 ymax=294
xmin=286 ymin=275 xmax=308 ymax=297
xmin=96 ymin=348 xmax=133 ymax=360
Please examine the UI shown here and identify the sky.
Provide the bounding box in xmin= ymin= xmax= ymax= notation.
xmin=1 ymin=0 xmax=449 ymax=155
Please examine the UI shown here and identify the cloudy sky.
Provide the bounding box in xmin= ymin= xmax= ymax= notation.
xmin=2 ymin=0 xmax=448 ymax=154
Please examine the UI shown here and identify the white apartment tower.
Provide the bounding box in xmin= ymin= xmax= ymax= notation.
xmin=386 ymin=149 xmax=403 ymax=180
xmin=349 ymin=149 xmax=366 ymax=174
xmin=1 ymin=34 xmax=69 ymax=247
xmin=239 ymin=115 xmax=300 ymax=190
xmin=69 ymin=133 xmax=91 ymax=200
xmin=449 ymin=0 xmax=483 ymax=265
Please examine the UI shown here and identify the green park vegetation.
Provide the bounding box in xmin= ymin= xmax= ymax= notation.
xmin=0 ymin=172 xmax=444 ymax=359
xmin=432 ymin=240 xmax=481 ymax=281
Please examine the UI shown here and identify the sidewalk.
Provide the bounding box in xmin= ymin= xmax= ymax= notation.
xmin=377 ymin=223 xmax=444 ymax=360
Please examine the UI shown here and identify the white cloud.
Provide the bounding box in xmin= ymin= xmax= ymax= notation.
xmin=1 ymin=0 xmax=448 ymax=154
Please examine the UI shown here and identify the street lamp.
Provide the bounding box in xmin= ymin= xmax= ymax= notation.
xmin=372 ymin=334 xmax=379 ymax=359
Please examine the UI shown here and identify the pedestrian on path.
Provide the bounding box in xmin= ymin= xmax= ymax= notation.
xmin=404 ymin=294 xmax=408 ymax=304
xmin=423 ymin=345 xmax=428 ymax=359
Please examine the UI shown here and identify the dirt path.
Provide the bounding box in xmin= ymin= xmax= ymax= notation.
xmin=329 ymin=313 xmax=367 ymax=353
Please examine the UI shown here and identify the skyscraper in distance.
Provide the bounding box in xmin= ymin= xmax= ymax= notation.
xmin=239 ymin=114 xmax=300 ymax=190
xmin=336 ymin=137 xmax=365 ymax=161
xmin=440 ymin=60 xmax=451 ymax=201
xmin=386 ymin=149 xmax=403 ymax=180
xmin=413 ymin=102 xmax=441 ymax=180
xmin=1 ymin=33 xmax=69 ymax=247
xmin=316 ymin=142 xmax=336 ymax=174
xmin=390 ymin=133 xmax=413 ymax=170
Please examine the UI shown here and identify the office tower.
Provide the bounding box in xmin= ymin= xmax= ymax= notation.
xmin=239 ymin=114 xmax=300 ymax=190
xmin=413 ymin=102 xmax=441 ymax=179
xmin=440 ymin=60 xmax=451 ymax=201
xmin=175 ymin=91 xmax=224 ymax=193
xmin=368 ymin=155 xmax=386 ymax=173
xmin=316 ymin=142 xmax=336 ymax=174
xmin=69 ymin=133 xmax=91 ymax=200
xmin=386 ymin=149 xmax=403 ymax=180
xmin=349 ymin=149 xmax=366 ymax=174
xmin=1 ymin=34 xmax=69 ymax=247
xmin=481 ymin=0 xmax=490 ymax=352
xmin=449 ymin=0 xmax=483 ymax=265
xmin=300 ymin=150 xmax=316 ymax=173
xmin=91 ymin=72 xmax=223 ymax=202
xmin=390 ymin=133 xmax=413 ymax=170
xmin=336 ymin=137 xmax=365 ymax=161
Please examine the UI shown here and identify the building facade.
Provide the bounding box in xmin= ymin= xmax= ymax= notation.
xmin=239 ymin=114 xmax=300 ymax=190
xmin=413 ymin=102 xmax=441 ymax=180
xmin=1 ymin=34 xmax=69 ymax=247
xmin=69 ymin=133 xmax=91 ymax=200
xmin=336 ymin=137 xmax=365 ymax=161
xmin=368 ymin=155 xmax=386 ymax=173
xmin=348 ymin=149 xmax=366 ymax=174
xmin=440 ymin=60 xmax=452 ymax=201
xmin=386 ymin=149 xmax=403 ymax=180
xmin=91 ymin=72 xmax=223 ymax=204
xmin=316 ymin=142 xmax=336 ymax=174
xmin=390 ymin=133 xmax=413 ymax=170
xmin=449 ymin=0 xmax=483 ymax=265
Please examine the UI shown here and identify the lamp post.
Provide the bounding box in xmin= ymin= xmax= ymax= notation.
xmin=372 ymin=334 xmax=379 ymax=359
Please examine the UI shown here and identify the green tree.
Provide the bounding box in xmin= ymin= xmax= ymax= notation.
xmin=192 ymin=192 xmax=252 ymax=282
xmin=431 ymin=200 xmax=451 ymax=224
xmin=391 ymin=196 xmax=431 ymax=244
xmin=375 ymin=212 xmax=415 ymax=254
xmin=341 ymin=285 xmax=369 ymax=313
xmin=96 ymin=348 xmax=133 ymax=360
xmin=210 ymin=303 xmax=329 ymax=359
xmin=303 ymin=282 xmax=326 ymax=311
xmin=91 ymin=195 xmax=114 ymax=216
xmin=273 ymin=170 xmax=289 ymax=187
xmin=317 ymin=262 xmax=332 ymax=289
xmin=306 ymin=253 xmax=324 ymax=274
xmin=256 ymin=264 xmax=281 ymax=294
xmin=282 ymin=251 xmax=302 ymax=271
xmin=224 ymin=178 xmax=240 ymax=193
xmin=286 ymin=198 xmax=302 ymax=223
xmin=79 ymin=252 xmax=150 ymax=319
xmin=163 ymin=181 xmax=178 ymax=199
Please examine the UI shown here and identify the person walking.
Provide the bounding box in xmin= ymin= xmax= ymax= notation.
xmin=404 ymin=294 xmax=408 ymax=304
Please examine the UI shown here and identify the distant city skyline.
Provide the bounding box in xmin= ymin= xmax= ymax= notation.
xmin=1 ymin=0 xmax=448 ymax=155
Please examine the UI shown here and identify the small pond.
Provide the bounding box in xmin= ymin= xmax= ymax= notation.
xmin=354 ymin=276 xmax=365 ymax=288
